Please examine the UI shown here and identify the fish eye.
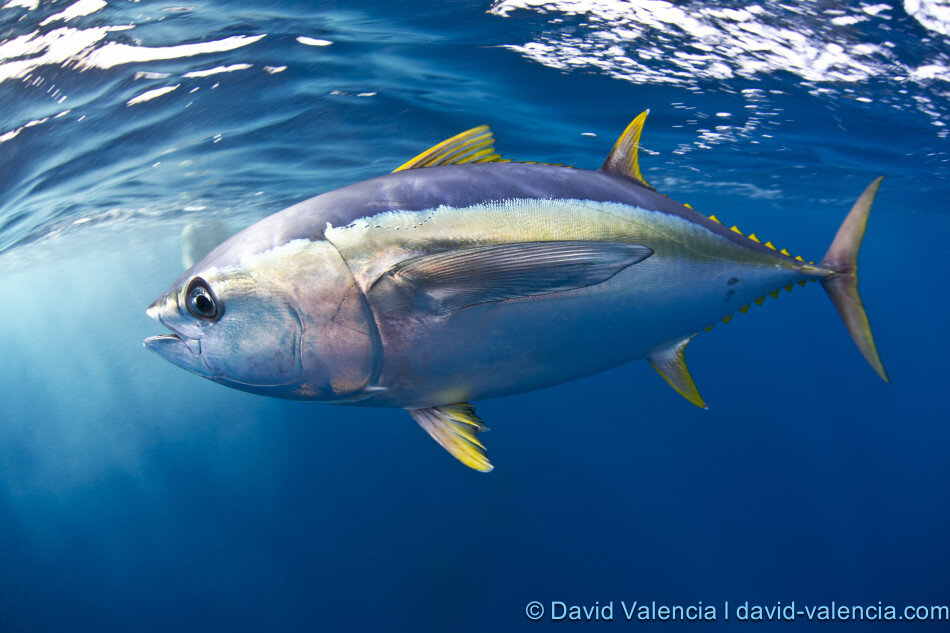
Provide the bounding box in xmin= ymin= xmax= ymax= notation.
xmin=185 ymin=278 xmax=219 ymax=320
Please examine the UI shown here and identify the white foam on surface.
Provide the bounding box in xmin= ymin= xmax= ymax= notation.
xmin=183 ymin=63 xmax=252 ymax=78
xmin=297 ymin=36 xmax=333 ymax=46
xmin=81 ymin=34 xmax=266 ymax=70
xmin=127 ymin=84 xmax=180 ymax=106
xmin=491 ymin=0 xmax=950 ymax=144
xmin=905 ymin=0 xmax=950 ymax=35
xmin=39 ymin=0 xmax=106 ymax=26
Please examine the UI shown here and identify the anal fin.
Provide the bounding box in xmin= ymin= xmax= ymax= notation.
xmin=408 ymin=403 xmax=493 ymax=472
xmin=647 ymin=337 xmax=708 ymax=409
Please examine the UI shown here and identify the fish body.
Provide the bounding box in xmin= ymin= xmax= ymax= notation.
xmin=146 ymin=113 xmax=888 ymax=471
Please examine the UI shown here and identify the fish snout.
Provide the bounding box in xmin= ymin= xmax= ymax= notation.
xmin=144 ymin=292 xmax=209 ymax=374
xmin=146 ymin=299 xmax=162 ymax=322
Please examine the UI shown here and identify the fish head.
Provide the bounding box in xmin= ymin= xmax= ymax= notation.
xmin=145 ymin=232 xmax=377 ymax=401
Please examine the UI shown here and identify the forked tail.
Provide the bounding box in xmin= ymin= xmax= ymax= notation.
xmin=819 ymin=176 xmax=889 ymax=381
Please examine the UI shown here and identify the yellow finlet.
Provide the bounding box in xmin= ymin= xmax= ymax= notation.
xmin=408 ymin=403 xmax=493 ymax=472
xmin=739 ymin=305 xmax=750 ymax=314
xmin=769 ymin=290 xmax=780 ymax=299
xmin=748 ymin=233 xmax=761 ymax=243
xmin=765 ymin=240 xmax=776 ymax=249
xmin=730 ymin=225 xmax=743 ymax=235
xmin=600 ymin=110 xmax=653 ymax=189
xmin=784 ymin=284 xmax=793 ymax=292
xmin=394 ymin=125 xmax=506 ymax=172
xmin=648 ymin=337 xmax=707 ymax=409
xmin=755 ymin=297 xmax=765 ymax=306
xmin=708 ymin=214 xmax=721 ymax=223
xmin=795 ymin=255 xmax=805 ymax=261
xmin=704 ymin=324 xmax=715 ymax=332
xmin=780 ymin=248 xmax=790 ymax=256
xmin=798 ymin=280 xmax=808 ymax=287
xmin=684 ymin=203 xmax=693 ymax=209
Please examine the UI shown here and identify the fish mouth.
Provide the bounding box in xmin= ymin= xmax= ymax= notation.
xmin=143 ymin=333 xmax=215 ymax=378
xmin=144 ymin=297 xmax=213 ymax=378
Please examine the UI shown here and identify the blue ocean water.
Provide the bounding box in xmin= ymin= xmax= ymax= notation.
xmin=2 ymin=0 xmax=949 ymax=631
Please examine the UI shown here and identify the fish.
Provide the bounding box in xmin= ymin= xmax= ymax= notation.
xmin=144 ymin=111 xmax=888 ymax=472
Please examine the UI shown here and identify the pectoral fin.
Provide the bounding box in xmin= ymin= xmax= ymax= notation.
xmin=371 ymin=240 xmax=653 ymax=315
xmin=408 ymin=404 xmax=493 ymax=472
xmin=648 ymin=337 xmax=707 ymax=409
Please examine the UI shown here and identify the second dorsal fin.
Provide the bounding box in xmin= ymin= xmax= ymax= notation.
xmin=394 ymin=125 xmax=505 ymax=172
xmin=600 ymin=110 xmax=654 ymax=190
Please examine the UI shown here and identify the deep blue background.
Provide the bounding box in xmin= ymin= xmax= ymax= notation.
xmin=1 ymin=1 xmax=949 ymax=631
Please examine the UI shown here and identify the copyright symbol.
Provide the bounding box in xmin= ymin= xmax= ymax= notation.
xmin=526 ymin=601 xmax=544 ymax=620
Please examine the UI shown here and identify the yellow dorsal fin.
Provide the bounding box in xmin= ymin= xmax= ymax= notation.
xmin=648 ymin=337 xmax=707 ymax=409
xmin=748 ymin=233 xmax=761 ymax=243
xmin=708 ymin=214 xmax=721 ymax=223
xmin=600 ymin=110 xmax=654 ymax=190
xmin=407 ymin=403 xmax=493 ymax=472
xmin=394 ymin=125 xmax=505 ymax=172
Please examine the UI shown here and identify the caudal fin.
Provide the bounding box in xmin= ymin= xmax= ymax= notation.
xmin=819 ymin=176 xmax=889 ymax=382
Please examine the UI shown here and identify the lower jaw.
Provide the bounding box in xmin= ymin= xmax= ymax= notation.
xmin=143 ymin=334 xmax=214 ymax=378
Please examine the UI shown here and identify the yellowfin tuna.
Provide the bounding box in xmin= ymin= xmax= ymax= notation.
xmin=145 ymin=111 xmax=888 ymax=471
